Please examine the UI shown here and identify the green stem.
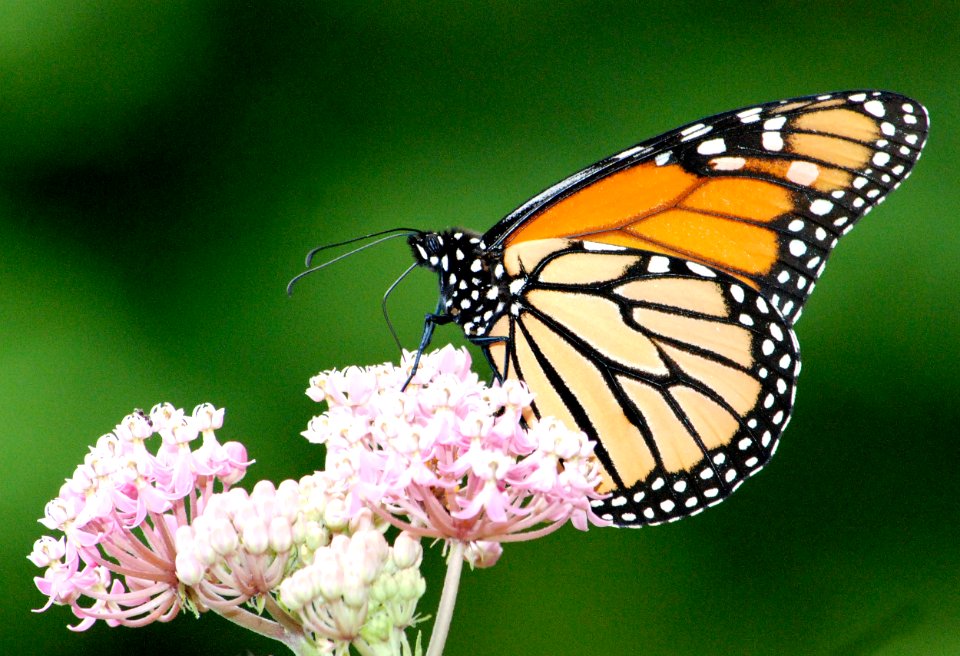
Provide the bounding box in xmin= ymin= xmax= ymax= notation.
xmin=426 ymin=541 xmax=465 ymax=656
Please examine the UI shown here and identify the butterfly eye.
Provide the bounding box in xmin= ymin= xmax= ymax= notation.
xmin=424 ymin=234 xmax=442 ymax=254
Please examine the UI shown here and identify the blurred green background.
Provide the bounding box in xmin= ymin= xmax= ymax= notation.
xmin=2 ymin=2 xmax=958 ymax=655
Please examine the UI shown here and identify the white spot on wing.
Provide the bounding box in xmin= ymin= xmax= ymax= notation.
xmin=686 ymin=262 xmax=716 ymax=278
xmin=680 ymin=123 xmax=711 ymax=141
xmin=764 ymin=116 xmax=787 ymax=131
xmin=873 ymin=152 xmax=891 ymax=166
xmin=730 ymin=284 xmax=745 ymax=303
xmin=697 ymin=137 xmax=726 ymax=155
xmin=647 ymin=256 xmax=671 ymax=273
xmin=787 ymin=161 xmax=819 ymax=186
xmin=863 ymin=100 xmax=885 ymax=117
xmin=583 ymin=241 xmax=627 ymax=252
xmin=809 ymin=199 xmax=833 ymax=216
xmin=762 ymin=131 xmax=784 ymax=151
xmin=710 ymin=156 xmax=746 ymax=171
xmin=614 ymin=145 xmax=647 ymax=160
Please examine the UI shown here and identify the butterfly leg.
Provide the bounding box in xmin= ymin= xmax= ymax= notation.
xmin=472 ymin=336 xmax=510 ymax=383
xmin=402 ymin=301 xmax=453 ymax=390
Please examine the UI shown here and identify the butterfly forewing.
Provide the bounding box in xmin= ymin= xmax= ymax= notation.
xmin=485 ymin=241 xmax=800 ymax=526
xmin=488 ymin=91 xmax=929 ymax=324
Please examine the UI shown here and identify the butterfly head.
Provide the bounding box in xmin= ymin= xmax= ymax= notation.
xmin=409 ymin=229 xmax=510 ymax=337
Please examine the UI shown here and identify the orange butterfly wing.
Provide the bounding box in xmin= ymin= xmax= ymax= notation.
xmin=490 ymin=91 xmax=929 ymax=324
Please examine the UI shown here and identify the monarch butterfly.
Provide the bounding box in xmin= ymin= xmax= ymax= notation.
xmin=312 ymin=91 xmax=929 ymax=527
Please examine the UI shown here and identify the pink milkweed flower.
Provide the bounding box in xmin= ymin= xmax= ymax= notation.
xmin=304 ymin=345 xmax=610 ymax=566
xmin=30 ymin=404 xmax=250 ymax=630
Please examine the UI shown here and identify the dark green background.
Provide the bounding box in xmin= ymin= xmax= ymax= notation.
xmin=3 ymin=3 xmax=958 ymax=655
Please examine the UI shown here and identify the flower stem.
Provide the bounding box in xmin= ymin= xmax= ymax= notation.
xmin=426 ymin=541 xmax=465 ymax=656
xmin=213 ymin=605 xmax=319 ymax=656
xmin=215 ymin=604 xmax=287 ymax=641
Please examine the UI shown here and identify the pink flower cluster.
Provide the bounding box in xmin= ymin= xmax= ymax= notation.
xmin=303 ymin=345 xmax=608 ymax=565
xmin=29 ymin=403 xmax=249 ymax=630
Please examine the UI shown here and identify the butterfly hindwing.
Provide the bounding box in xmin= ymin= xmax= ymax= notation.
xmin=484 ymin=241 xmax=799 ymax=526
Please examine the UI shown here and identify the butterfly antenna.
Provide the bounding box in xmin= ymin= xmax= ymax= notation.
xmin=287 ymin=231 xmax=418 ymax=296
xmin=304 ymin=227 xmax=420 ymax=267
xmin=381 ymin=262 xmax=418 ymax=353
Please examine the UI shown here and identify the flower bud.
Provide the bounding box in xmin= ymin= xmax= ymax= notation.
xmin=393 ymin=568 xmax=426 ymax=602
xmin=239 ymin=515 xmax=269 ymax=555
xmin=278 ymin=571 xmax=311 ymax=610
xmin=341 ymin=572 xmax=368 ymax=609
xmin=464 ymin=540 xmax=502 ymax=569
xmin=323 ymin=497 xmax=349 ymax=531
xmin=303 ymin=522 xmax=329 ymax=553
xmin=391 ymin=532 xmax=421 ymax=569
xmin=358 ymin=611 xmax=393 ymax=646
xmin=313 ymin=550 xmax=343 ymax=601
xmin=268 ymin=516 xmax=293 ymax=553
xmin=175 ymin=552 xmax=204 ymax=587
xmin=209 ymin=517 xmax=239 ymax=556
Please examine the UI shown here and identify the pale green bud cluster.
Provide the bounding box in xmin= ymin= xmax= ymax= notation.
xmin=279 ymin=519 xmax=425 ymax=655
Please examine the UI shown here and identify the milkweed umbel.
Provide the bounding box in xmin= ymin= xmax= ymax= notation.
xmin=309 ymin=90 xmax=929 ymax=527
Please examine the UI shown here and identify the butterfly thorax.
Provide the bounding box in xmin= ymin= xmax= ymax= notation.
xmin=409 ymin=230 xmax=510 ymax=337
